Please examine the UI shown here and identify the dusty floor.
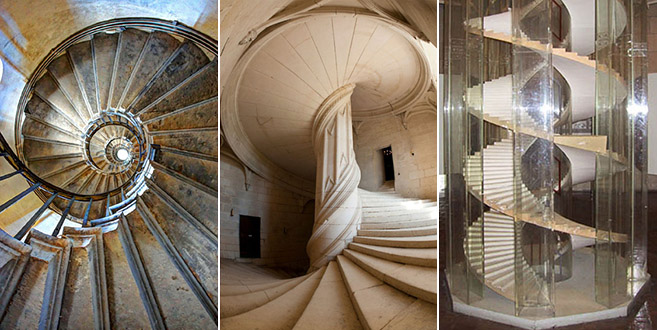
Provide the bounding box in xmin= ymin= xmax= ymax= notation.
xmin=439 ymin=191 xmax=657 ymax=329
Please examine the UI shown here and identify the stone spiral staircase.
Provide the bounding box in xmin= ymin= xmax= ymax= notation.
xmin=0 ymin=21 xmax=219 ymax=329
xmin=219 ymin=188 xmax=437 ymax=329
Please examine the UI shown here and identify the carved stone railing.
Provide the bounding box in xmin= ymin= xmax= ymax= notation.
xmin=306 ymin=84 xmax=362 ymax=270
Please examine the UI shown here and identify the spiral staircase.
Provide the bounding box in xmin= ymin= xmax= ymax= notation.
xmin=0 ymin=19 xmax=218 ymax=328
xmin=456 ymin=0 xmax=630 ymax=306
xmin=220 ymin=187 xmax=437 ymax=329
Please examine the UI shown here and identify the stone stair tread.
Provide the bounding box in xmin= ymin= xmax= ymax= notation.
xmin=353 ymin=235 xmax=437 ymax=248
xmin=220 ymin=266 xmax=326 ymax=329
xmin=360 ymin=219 xmax=436 ymax=230
xmin=220 ymin=277 xmax=296 ymax=296
xmin=348 ymin=242 xmax=436 ymax=267
xmin=292 ymin=261 xmax=362 ymax=330
xmin=357 ymin=226 xmax=437 ymax=237
xmin=344 ymin=249 xmax=436 ymax=304
xmin=220 ymin=272 xmax=312 ymax=318
xmin=336 ymin=255 xmax=429 ymax=330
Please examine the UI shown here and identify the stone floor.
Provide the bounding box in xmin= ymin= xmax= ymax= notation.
xmin=439 ymin=191 xmax=657 ymax=329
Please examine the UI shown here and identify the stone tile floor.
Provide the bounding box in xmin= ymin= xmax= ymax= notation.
xmin=439 ymin=191 xmax=657 ymax=329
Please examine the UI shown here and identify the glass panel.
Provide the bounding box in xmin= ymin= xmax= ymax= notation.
xmin=512 ymin=0 xmax=556 ymax=318
xmin=445 ymin=0 xmax=485 ymax=304
xmin=594 ymin=0 xmax=648 ymax=308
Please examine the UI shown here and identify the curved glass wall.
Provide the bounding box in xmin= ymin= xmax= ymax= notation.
xmin=445 ymin=0 xmax=648 ymax=324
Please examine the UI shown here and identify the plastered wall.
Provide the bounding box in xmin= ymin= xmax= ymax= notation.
xmin=354 ymin=112 xmax=438 ymax=200
xmin=220 ymin=157 xmax=314 ymax=273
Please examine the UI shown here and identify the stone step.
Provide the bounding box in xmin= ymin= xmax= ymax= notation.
xmin=292 ymin=261 xmax=362 ymax=330
xmin=343 ymin=249 xmax=436 ymax=304
xmin=353 ymin=235 xmax=437 ymax=248
xmin=220 ymin=266 xmax=326 ymax=329
xmin=220 ymin=272 xmax=312 ymax=318
xmin=348 ymin=243 xmax=436 ymax=267
xmin=336 ymin=255 xmax=436 ymax=329
xmin=360 ymin=218 xmax=436 ymax=230
xmin=357 ymin=226 xmax=437 ymax=237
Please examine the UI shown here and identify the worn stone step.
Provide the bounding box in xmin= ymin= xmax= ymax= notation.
xmin=292 ymin=261 xmax=362 ymax=330
xmin=357 ymin=226 xmax=437 ymax=238
xmin=336 ymin=255 xmax=436 ymax=330
xmin=360 ymin=218 xmax=436 ymax=230
xmin=220 ymin=272 xmax=311 ymax=318
xmin=348 ymin=243 xmax=437 ymax=267
xmin=353 ymin=235 xmax=437 ymax=248
xmin=220 ymin=266 xmax=325 ymax=329
xmin=343 ymin=249 xmax=436 ymax=304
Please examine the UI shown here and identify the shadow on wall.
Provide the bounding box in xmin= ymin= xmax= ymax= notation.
xmin=220 ymin=156 xmax=315 ymax=275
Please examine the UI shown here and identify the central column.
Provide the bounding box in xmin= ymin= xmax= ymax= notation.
xmin=306 ymin=84 xmax=361 ymax=270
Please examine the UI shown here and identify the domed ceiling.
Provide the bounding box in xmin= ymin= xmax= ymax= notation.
xmin=235 ymin=13 xmax=431 ymax=180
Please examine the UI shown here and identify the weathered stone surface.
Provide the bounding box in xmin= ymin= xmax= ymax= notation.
xmin=139 ymin=58 xmax=217 ymax=122
xmin=0 ymin=229 xmax=32 ymax=321
xmin=60 ymin=227 xmax=110 ymax=329
xmin=110 ymin=28 xmax=149 ymax=110
xmin=47 ymin=53 xmax=91 ymax=122
xmin=0 ymin=230 xmax=71 ymax=330
xmin=25 ymin=95 xmax=82 ymax=134
xmin=152 ymin=130 xmax=218 ymax=157
xmin=130 ymin=41 xmax=210 ymax=113
xmin=23 ymin=139 xmax=80 ymax=159
xmin=141 ymin=191 xmax=218 ymax=306
xmin=32 ymin=73 xmax=86 ymax=128
xmin=22 ymin=116 xmax=80 ymax=145
xmin=154 ymin=148 xmax=217 ymax=191
xmin=120 ymin=31 xmax=179 ymax=109
xmin=151 ymin=169 xmax=218 ymax=236
xmin=125 ymin=212 xmax=215 ymax=329
xmin=68 ymin=41 xmax=99 ymax=116
xmin=101 ymin=226 xmax=151 ymax=328
xmin=93 ymin=33 xmax=119 ymax=111
xmin=144 ymin=97 xmax=218 ymax=131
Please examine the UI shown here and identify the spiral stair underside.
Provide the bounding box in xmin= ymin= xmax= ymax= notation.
xmin=219 ymin=187 xmax=437 ymax=330
xmin=461 ymin=0 xmax=630 ymax=304
xmin=0 ymin=23 xmax=219 ymax=329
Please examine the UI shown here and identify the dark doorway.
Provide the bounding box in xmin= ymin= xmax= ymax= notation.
xmin=382 ymin=146 xmax=395 ymax=181
xmin=239 ymin=215 xmax=260 ymax=258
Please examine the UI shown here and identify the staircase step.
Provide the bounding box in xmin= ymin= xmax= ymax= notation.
xmin=220 ymin=273 xmax=311 ymax=318
xmin=348 ymin=243 xmax=436 ymax=267
xmin=360 ymin=218 xmax=436 ymax=230
xmin=343 ymin=249 xmax=436 ymax=304
xmin=357 ymin=226 xmax=437 ymax=237
xmin=292 ymin=262 xmax=362 ymax=330
xmin=336 ymin=255 xmax=436 ymax=329
xmin=353 ymin=235 xmax=437 ymax=248
xmin=220 ymin=266 xmax=326 ymax=329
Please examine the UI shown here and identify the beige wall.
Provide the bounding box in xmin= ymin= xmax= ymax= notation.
xmin=220 ymin=157 xmax=314 ymax=272
xmin=354 ymin=112 xmax=438 ymax=200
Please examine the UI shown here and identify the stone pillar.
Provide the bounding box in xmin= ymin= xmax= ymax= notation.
xmin=306 ymin=84 xmax=361 ymax=270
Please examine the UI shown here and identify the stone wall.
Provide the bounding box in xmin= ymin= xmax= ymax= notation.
xmin=354 ymin=112 xmax=437 ymax=200
xmin=220 ymin=157 xmax=314 ymax=273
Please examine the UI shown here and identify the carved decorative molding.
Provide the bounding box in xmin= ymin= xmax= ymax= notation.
xmin=306 ymin=84 xmax=362 ymax=269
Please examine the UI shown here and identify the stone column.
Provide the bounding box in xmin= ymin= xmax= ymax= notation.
xmin=306 ymin=84 xmax=361 ymax=270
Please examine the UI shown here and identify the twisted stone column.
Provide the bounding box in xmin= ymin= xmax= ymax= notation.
xmin=306 ymin=84 xmax=362 ymax=270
